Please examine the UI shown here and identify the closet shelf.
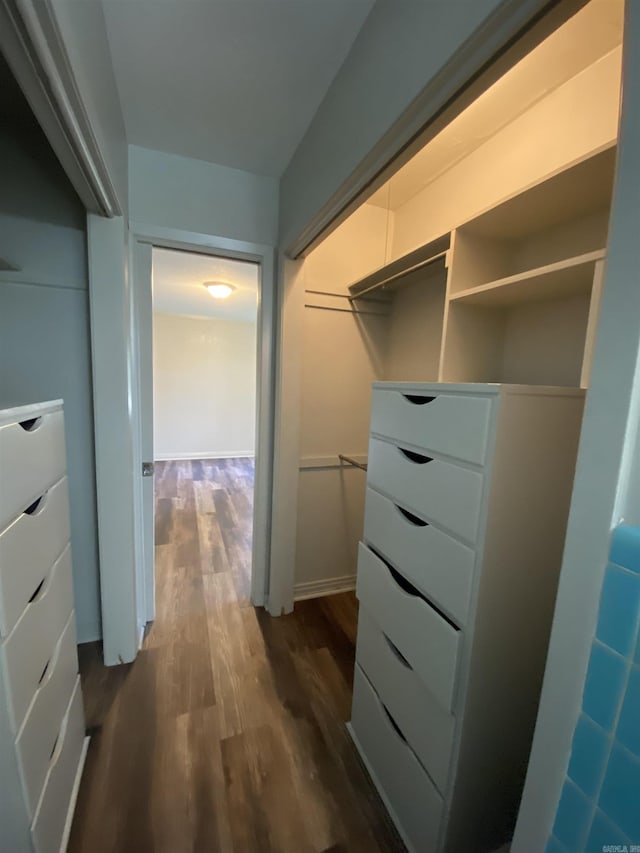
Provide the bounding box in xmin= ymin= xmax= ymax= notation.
xmin=348 ymin=233 xmax=450 ymax=300
xmin=449 ymin=249 xmax=606 ymax=307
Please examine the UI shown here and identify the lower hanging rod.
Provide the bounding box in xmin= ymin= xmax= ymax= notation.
xmin=338 ymin=454 xmax=368 ymax=472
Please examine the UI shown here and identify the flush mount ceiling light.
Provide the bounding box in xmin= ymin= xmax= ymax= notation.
xmin=204 ymin=281 xmax=236 ymax=299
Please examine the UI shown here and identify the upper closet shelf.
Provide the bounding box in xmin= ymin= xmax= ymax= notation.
xmin=348 ymin=233 xmax=450 ymax=300
xmin=459 ymin=145 xmax=616 ymax=240
xmin=450 ymin=250 xmax=605 ymax=307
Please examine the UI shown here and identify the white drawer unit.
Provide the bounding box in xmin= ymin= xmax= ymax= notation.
xmin=0 ymin=476 xmax=71 ymax=638
xmin=367 ymin=437 xmax=484 ymax=544
xmin=31 ymin=678 xmax=85 ymax=853
xmin=16 ymin=613 xmax=78 ymax=818
xmin=0 ymin=407 xmax=66 ymax=533
xmin=370 ymin=388 xmax=492 ymax=465
xmin=355 ymin=608 xmax=455 ymax=794
xmin=1 ymin=545 xmax=73 ymax=733
xmin=0 ymin=401 xmax=87 ymax=853
xmin=350 ymin=383 xmax=585 ymax=853
xmin=356 ymin=543 xmax=461 ymax=711
xmin=363 ymin=488 xmax=474 ymax=626
xmin=350 ymin=666 xmax=444 ymax=853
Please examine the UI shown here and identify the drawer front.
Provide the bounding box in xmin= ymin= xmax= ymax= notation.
xmin=0 ymin=410 xmax=66 ymax=531
xmin=368 ymin=438 xmax=484 ymax=544
xmin=0 ymin=476 xmax=70 ymax=638
xmin=364 ymin=488 xmax=475 ymax=626
xmin=351 ymin=665 xmax=443 ymax=853
xmin=356 ymin=608 xmax=455 ymax=793
xmin=356 ymin=543 xmax=461 ymax=711
xmin=370 ymin=389 xmax=492 ymax=465
xmin=31 ymin=677 xmax=85 ymax=853
xmin=1 ymin=545 xmax=73 ymax=734
xmin=16 ymin=612 xmax=78 ymax=818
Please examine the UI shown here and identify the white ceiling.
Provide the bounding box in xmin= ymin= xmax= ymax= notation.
xmin=101 ymin=0 xmax=374 ymax=177
xmin=368 ymin=0 xmax=624 ymax=211
xmin=152 ymin=248 xmax=259 ymax=322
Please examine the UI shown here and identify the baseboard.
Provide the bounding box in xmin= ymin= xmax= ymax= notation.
xmin=154 ymin=450 xmax=254 ymax=461
xmin=294 ymin=574 xmax=356 ymax=601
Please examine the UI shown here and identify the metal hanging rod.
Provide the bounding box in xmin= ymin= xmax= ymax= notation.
xmin=303 ymin=304 xmax=386 ymax=316
xmin=348 ymin=233 xmax=450 ymax=301
xmin=338 ymin=454 xmax=368 ymax=472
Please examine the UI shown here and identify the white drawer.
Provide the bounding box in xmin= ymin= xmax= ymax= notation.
xmin=31 ymin=677 xmax=85 ymax=853
xmin=350 ymin=665 xmax=443 ymax=853
xmin=364 ymin=488 xmax=475 ymax=626
xmin=356 ymin=543 xmax=461 ymax=711
xmin=1 ymin=545 xmax=73 ymax=734
xmin=368 ymin=438 xmax=484 ymax=544
xmin=16 ymin=612 xmax=78 ymax=818
xmin=0 ymin=476 xmax=70 ymax=638
xmin=370 ymin=388 xmax=492 ymax=465
xmin=356 ymin=608 xmax=455 ymax=794
xmin=0 ymin=410 xmax=66 ymax=531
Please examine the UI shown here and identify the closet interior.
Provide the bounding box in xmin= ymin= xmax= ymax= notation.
xmin=294 ymin=0 xmax=623 ymax=598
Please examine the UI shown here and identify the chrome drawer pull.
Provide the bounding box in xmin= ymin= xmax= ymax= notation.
xmin=383 ymin=633 xmax=412 ymax=670
xmin=402 ymin=394 xmax=436 ymax=406
xmin=18 ymin=416 xmax=43 ymax=432
xmin=396 ymin=505 xmax=428 ymax=527
xmin=398 ymin=448 xmax=433 ymax=465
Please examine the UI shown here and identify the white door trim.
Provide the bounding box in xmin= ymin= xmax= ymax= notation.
xmin=130 ymin=240 xmax=154 ymax=632
xmin=130 ymin=222 xmax=277 ymax=614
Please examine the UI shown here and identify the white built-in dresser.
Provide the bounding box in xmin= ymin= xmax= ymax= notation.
xmin=349 ymin=382 xmax=585 ymax=853
xmin=0 ymin=401 xmax=87 ymax=853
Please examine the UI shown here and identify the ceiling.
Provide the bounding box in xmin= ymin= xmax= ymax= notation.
xmin=153 ymin=248 xmax=259 ymax=322
xmin=101 ymin=0 xmax=374 ymax=177
xmin=368 ymin=0 xmax=624 ymax=211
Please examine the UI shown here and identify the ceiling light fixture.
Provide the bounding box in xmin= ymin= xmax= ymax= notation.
xmin=204 ymin=281 xmax=236 ymax=299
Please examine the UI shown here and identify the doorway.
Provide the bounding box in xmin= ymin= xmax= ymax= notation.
xmin=151 ymin=248 xmax=259 ymax=612
xmin=127 ymin=233 xmax=275 ymax=647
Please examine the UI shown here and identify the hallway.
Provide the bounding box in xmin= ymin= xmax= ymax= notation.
xmin=69 ymin=459 xmax=402 ymax=853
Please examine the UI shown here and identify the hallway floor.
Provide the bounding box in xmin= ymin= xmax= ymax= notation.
xmin=69 ymin=458 xmax=402 ymax=853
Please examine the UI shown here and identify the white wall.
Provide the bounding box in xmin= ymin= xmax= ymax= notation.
xmin=0 ymin=104 xmax=101 ymax=643
xmin=129 ymin=145 xmax=279 ymax=246
xmin=279 ymin=0 xmax=551 ymax=251
xmin=513 ymin=3 xmax=640 ymax=847
xmin=153 ymin=312 xmax=257 ymax=459
xmin=390 ymin=48 xmax=621 ymax=259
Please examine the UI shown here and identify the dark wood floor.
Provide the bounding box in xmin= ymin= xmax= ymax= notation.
xmin=69 ymin=458 xmax=402 ymax=853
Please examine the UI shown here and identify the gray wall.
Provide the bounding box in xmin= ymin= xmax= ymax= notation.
xmin=129 ymin=145 xmax=279 ymax=246
xmin=50 ymin=0 xmax=128 ymax=211
xmin=0 ymin=65 xmax=101 ymax=642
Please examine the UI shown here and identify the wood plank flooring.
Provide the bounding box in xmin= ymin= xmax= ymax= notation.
xmin=69 ymin=458 xmax=403 ymax=853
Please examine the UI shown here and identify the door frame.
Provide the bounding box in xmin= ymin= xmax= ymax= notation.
xmin=130 ymin=222 xmax=277 ymax=621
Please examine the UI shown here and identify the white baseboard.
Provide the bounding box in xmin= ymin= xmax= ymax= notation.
xmin=294 ymin=574 xmax=356 ymax=601
xmin=154 ymin=450 xmax=254 ymax=461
